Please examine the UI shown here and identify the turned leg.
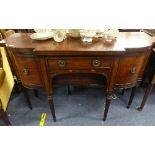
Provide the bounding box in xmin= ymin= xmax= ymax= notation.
xmin=21 ymin=85 xmax=32 ymax=110
xmin=0 ymin=101 xmax=11 ymax=126
xmin=137 ymin=83 xmax=154 ymax=111
xmin=67 ymin=85 xmax=71 ymax=95
xmin=48 ymin=95 xmax=56 ymax=122
xmin=103 ymin=92 xmax=112 ymax=121
xmin=127 ymin=86 xmax=137 ymax=109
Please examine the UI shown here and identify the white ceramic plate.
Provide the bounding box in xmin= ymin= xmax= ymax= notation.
xmin=30 ymin=32 xmax=54 ymax=40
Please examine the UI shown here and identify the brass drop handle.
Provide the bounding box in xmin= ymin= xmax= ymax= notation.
xmin=23 ymin=68 xmax=29 ymax=76
xmin=130 ymin=67 xmax=136 ymax=74
xmin=92 ymin=60 xmax=101 ymax=67
xmin=58 ymin=60 xmax=66 ymax=68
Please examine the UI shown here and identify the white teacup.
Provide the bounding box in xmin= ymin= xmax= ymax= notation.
xmin=53 ymin=30 xmax=67 ymax=42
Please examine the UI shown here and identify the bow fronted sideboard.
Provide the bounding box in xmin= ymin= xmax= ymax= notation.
xmin=0 ymin=32 xmax=154 ymax=121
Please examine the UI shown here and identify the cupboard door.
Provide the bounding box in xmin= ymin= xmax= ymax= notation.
xmin=116 ymin=55 xmax=145 ymax=86
xmin=11 ymin=48 xmax=42 ymax=88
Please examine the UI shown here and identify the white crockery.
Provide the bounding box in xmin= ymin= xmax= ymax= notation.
xmin=30 ymin=32 xmax=54 ymax=40
xmin=68 ymin=29 xmax=80 ymax=38
xmin=80 ymin=30 xmax=96 ymax=43
xmin=34 ymin=29 xmax=53 ymax=33
xmin=53 ymin=30 xmax=67 ymax=42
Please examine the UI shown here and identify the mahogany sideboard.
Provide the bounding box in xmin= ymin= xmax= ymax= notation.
xmin=0 ymin=32 xmax=154 ymax=121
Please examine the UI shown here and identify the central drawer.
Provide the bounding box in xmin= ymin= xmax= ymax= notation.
xmin=46 ymin=57 xmax=112 ymax=70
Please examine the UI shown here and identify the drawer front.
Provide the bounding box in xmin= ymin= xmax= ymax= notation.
xmin=15 ymin=57 xmax=42 ymax=87
xmin=116 ymin=55 xmax=145 ymax=85
xmin=46 ymin=57 xmax=112 ymax=70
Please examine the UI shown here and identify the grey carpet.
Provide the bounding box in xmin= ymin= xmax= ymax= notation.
xmin=0 ymin=86 xmax=155 ymax=126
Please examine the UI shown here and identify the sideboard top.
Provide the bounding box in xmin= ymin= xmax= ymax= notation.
xmin=0 ymin=32 xmax=154 ymax=55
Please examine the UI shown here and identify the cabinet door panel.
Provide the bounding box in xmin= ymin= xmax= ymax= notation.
xmin=116 ymin=55 xmax=145 ymax=86
xmin=10 ymin=48 xmax=43 ymax=88
xmin=15 ymin=57 xmax=42 ymax=87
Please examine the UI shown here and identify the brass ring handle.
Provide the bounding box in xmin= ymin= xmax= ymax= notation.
xmin=92 ymin=60 xmax=101 ymax=67
xmin=23 ymin=68 xmax=29 ymax=76
xmin=58 ymin=60 xmax=66 ymax=68
xmin=130 ymin=67 xmax=136 ymax=74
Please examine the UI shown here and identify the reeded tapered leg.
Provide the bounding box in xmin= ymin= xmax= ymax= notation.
xmin=21 ymin=86 xmax=32 ymax=110
xmin=48 ymin=95 xmax=56 ymax=122
xmin=137 ymin=83 xmax=154 ymax=111
xmin=127 ymin=86 xmax=137 ymax=109
xmin=103 ymin=93 xmax=112 ymax=121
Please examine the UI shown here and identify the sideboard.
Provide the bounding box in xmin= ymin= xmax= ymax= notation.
xmin=0 ymin=32 xmax=153 ymax=121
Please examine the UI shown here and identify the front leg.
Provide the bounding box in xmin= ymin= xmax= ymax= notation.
xmin=39 ymin=59 xmax=56 ymax=122
xmin=48 ymin=95 xmax=56 ymax=122
xmin=103 ymin=91 xmax=113 ymax=121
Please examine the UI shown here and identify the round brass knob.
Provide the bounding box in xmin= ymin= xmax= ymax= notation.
xmin=92 ymin=60 xmax=101 ymax=67
xmin=58 ymin=60 xmax=66 ymax=68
